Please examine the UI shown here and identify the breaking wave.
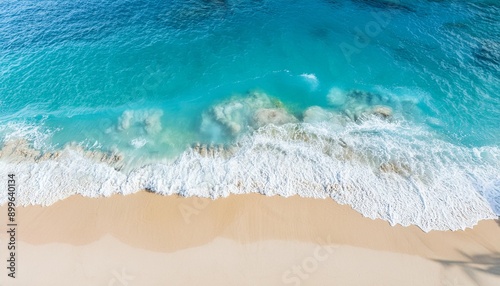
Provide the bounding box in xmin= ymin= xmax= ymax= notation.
xmin=1 ymin=94 xmax=498 ymax=232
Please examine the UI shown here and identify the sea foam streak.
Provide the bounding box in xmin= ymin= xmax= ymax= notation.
xmin=0 ymin=101 xmax=498 ymax=232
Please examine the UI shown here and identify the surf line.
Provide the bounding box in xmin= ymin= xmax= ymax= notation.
xmin=7 ymin=173 xmax=16 ymax=279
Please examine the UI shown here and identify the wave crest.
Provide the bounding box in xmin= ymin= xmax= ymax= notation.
xmin=1 ymin=112 xmax=498 ymax=231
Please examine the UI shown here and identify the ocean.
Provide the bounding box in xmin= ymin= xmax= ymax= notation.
xmin=0 ymin=0 xmax=499 ymax=231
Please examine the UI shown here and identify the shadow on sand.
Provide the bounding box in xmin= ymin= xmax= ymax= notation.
xmin=435 ymin=251 xmax=500 ymax=284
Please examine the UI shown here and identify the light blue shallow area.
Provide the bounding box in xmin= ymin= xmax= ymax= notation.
xmin=0 ymin=0 xmax=499 ymax=154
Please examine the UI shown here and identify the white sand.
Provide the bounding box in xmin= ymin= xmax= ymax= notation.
xmin=0 ymin=192 xmax=499 ymax=285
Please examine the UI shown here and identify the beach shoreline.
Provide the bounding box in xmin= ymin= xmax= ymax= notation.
xmin=1 ymin=192 xmax=499 ymax=285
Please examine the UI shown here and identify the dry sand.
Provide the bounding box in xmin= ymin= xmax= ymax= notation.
xmin=0 ymin=192 xmax=499 ymax=285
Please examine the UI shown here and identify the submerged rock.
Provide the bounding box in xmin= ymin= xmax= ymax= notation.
xmin=118 ymin=109 xmax=163 ymax=134
xmin=326 ymin=88 xmax=394 ymax=122
xmin=252 ymin=108 xmax=298 ymax=129
xmin=371 ymin=105 xmax=393 ymax=118
xmin=191 ymin=143 xmax=238 ymax=158
xmin=201 ymin=91 xmax=296 ymax=139
xmin=0 ymin=139 xmax=125 ymax=170
xmin=0 ymin=139 xmax=40 ymax=161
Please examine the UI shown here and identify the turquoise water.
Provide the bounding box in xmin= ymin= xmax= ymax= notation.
xmin=0 ymin=0 xmax=499 ymax=230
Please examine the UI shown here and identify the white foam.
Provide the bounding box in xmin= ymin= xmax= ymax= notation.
xmin=1 ymin=115 xmax=498 ymax=231
xmin=327 ymin=88 xmax=347 ymax=106
xmin=0 ymin=120 xmax=58 ymax=150
xmin=130 ymin=137 xmax=147 ymax=149
xmin=300 ymin=73 xmax=319 ymax=90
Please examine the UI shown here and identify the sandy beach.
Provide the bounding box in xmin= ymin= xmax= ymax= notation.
xmin=1 ymin=192 xmax=499 ymax=286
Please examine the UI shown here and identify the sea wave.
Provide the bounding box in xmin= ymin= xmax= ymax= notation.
xmin=1 ymin=105 xmax=498 ymax=232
